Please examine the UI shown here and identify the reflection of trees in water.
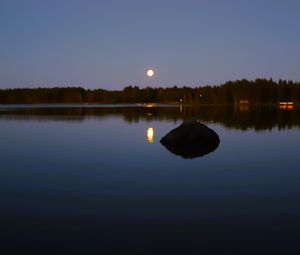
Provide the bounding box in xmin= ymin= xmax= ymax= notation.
xmin=1 ymin=106 xmax=300 ymax=131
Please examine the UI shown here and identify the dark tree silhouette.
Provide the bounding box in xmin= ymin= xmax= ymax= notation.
xmin=0 ymin=79 xmax=300 ymax=105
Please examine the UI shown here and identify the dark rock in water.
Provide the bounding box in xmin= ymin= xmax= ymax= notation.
xmin=160 ymin=119 xmax=220 ymax=159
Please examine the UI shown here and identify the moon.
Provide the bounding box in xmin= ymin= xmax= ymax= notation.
xmin=147 ymin=69 xmax=154 ymax=77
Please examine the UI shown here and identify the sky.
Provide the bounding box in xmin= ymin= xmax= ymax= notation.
xmin=0 ymin=0 xmax=299 ymax=89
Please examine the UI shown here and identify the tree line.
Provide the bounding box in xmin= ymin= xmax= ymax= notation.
xmin=1 ymin=78 xmax=300 ymax=104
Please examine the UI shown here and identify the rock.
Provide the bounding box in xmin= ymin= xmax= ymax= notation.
xmin=160 ymin=119 xmax=220 ymax=159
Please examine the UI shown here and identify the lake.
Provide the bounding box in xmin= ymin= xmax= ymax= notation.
xmin=1 ymin=105 xmax=300 ymax=254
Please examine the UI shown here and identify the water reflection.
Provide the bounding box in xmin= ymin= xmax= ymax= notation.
xmin=1 ymin=105 xmax=300 ymax=254
xmin=147 ymin=127 xmax=154 ymax=143
xmin=1 ymin=105 xmax=300 ymax=131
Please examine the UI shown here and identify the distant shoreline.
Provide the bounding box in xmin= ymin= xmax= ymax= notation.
xmin=1 ymin=79 xmax=300 ymax=105
xmin=0 ymin=103 xmax=182 ymax=108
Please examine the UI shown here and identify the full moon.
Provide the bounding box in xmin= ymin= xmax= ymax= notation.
xmin=146 ymin=69 xmax=154 ymax=77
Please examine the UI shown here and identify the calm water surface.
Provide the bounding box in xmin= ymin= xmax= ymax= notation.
xmin=1 ymin=105 xmax=300 ymax=254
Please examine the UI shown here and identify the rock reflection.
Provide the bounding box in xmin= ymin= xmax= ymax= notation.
xmin=160 ymin=119 xmax=220 ymax=159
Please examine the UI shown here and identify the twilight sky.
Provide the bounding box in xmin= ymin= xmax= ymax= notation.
xmin=0 ymin=0 xmax=299 ymax=89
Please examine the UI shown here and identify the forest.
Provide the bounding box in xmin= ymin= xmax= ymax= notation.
xmin=0 ymin=78 xmax=300 ymax=105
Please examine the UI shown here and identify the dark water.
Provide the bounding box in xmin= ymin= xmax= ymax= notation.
xmin=1 ymin=105 xmax=300 ymax=254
